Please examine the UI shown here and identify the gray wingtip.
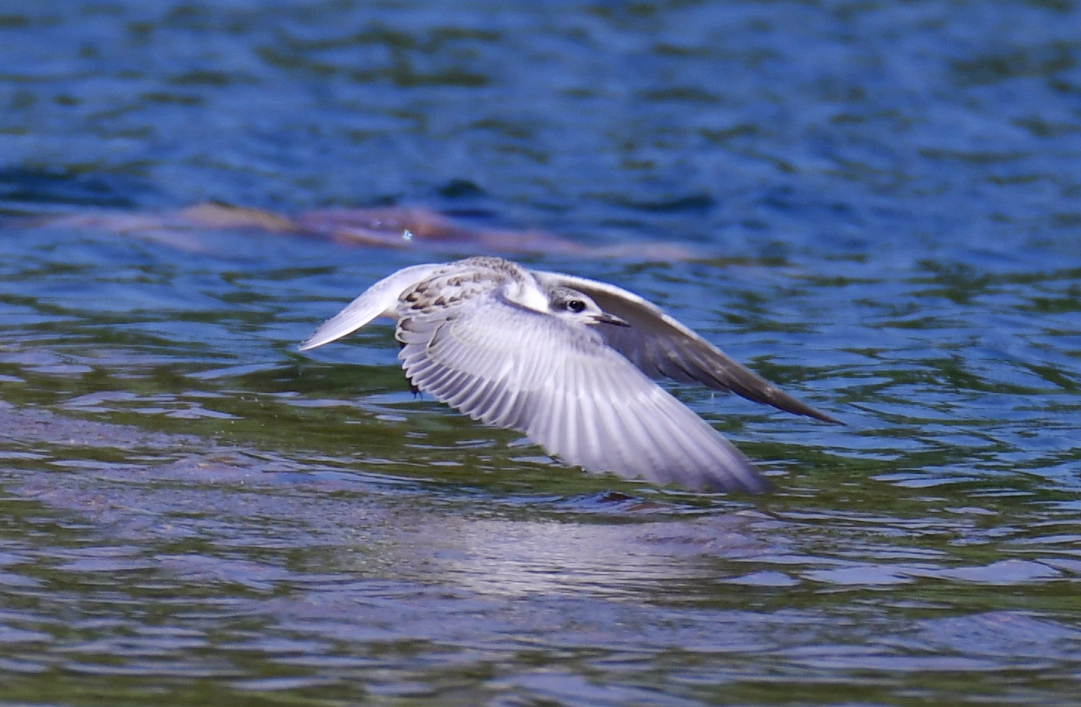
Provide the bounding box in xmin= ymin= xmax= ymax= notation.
xmin=801 ymin=405 xmax=843 ymax=425
xmin=702 ymin=460 xmax=773 ymax=495
xmin=298 ymin=328 xmax=337 ymax=352
xmin=735 ymin=469 xmax=773 ymax=495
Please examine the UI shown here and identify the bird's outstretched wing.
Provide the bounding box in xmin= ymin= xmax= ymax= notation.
xmin=396 ymin=291 xmax=770 ymax=493
xmin=533 ymin=270 xmax=838 ymax=423
xmin=300 ymin=263 xmax=443 ymax=350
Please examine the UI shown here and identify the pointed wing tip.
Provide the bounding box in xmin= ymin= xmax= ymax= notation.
xmin=663 ymin=469 xmax=771 ymax=495
xmin=643 ymin=453 xmax=773 ymax=495
xmin=739 ymin=474 xmax=773 ymax=495
xmin=298 ymin=316 xmax=370 ymax=352
xmin=760 ymin=389 xmax=842 ymax=426
xmin=297 ymin=331 xmax=331 ymax=352
xmin=298 ymin=329 xmax=345 ymax=352
xmin=803 ymin=407 xmax=843 ymax=425
xmin=709 ymin=464 xmax=773 ymax=495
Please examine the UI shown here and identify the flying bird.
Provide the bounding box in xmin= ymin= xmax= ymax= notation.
xmin=300 ymin=256 xmax=836 ymax=493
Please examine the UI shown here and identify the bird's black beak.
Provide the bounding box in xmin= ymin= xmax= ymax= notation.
xmin=596 ymin=312 xmax=630 ymax=327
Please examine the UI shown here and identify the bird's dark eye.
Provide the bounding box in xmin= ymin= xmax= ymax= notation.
xmin=567 ymin=299 xmax=586 ymax=313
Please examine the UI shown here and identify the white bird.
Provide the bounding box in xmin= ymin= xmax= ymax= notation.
xmin=300 ymin=256 xmax=837 ymax=493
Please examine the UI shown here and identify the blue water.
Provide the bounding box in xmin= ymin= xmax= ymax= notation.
xmin=1 ymin=1 xmax=1080 ymax=705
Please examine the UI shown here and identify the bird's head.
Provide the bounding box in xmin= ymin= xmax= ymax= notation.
xmin=547 ymin=287 xmax=629 ymax=327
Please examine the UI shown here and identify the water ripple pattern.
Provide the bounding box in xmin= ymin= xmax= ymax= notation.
xmin=0 ymin=1 xmax=1079 ymax=705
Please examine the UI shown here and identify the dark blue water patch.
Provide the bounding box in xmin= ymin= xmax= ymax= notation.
xmin=603 ymin=191 xmax=716 ymax=214
xmin=0 ymin=0 xmax=1075 ymax=236
xmin=0 ymin=167 xmax=150 ymax=209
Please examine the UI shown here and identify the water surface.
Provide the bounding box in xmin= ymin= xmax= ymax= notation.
xmin=1 ymin=1 xmax=1080 ymax=705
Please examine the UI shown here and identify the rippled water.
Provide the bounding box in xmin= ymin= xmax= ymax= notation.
xmin=2 ymin=1 xmax=1080 ymax=705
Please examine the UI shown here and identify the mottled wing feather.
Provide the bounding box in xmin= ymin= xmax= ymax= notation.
xmin=397 ymin=295 xmax=770 ymax=493
xmin=533 ymin=270 xmax=838 ymax=423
